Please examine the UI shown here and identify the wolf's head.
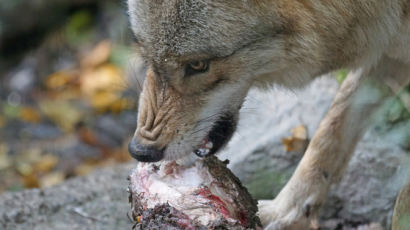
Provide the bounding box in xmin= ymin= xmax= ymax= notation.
xmin=127 ymin=0 xmax=319 ymax=162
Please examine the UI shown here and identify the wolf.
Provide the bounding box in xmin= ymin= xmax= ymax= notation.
xmin=127 ymin=0 xmax=410 ymax=229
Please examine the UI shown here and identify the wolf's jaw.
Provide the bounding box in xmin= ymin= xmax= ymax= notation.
xmin=194 ymin=137 xmax=214 ymax=157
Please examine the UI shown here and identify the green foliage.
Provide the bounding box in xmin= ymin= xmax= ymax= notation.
xmin=245 ymin=167 xmax=293 ymax=200
xmin=6 ymin=184 xmax=23 ymax=192
xmin=387 ymin=98 xmax=410 ymax=123
xmin=110 ymin=44 xmax=133 ymax=67
xmin=65 ymin=10 xmax=94 ymax=45
xmin=399 ymin=213 xmax=410 ymax=229
xmin=2 ymin=103 xmax=20 ymax=119
xmin=335 ymin=69 xmax=348 ymax=84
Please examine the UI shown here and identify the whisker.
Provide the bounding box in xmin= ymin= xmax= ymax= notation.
xmin=190 ymin=125 xmax=212 ymax=135
xmin=195 ymin=112 xmax=222 ymax=125
xmin=126 ymin=55 xmax=146 ymax=96
xmin=240 ymin=107 xmax=258 ymax=111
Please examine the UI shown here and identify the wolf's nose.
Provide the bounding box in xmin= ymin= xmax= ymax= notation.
xmin=128 ymin=137 xmax=164 ymax=162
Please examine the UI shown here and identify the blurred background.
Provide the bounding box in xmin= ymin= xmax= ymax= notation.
xmin=0 ymin=0 xmax=138 ymax=194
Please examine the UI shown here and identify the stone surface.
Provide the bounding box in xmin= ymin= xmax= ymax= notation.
xmin=0 ymin=164 xmax=135 ymax=230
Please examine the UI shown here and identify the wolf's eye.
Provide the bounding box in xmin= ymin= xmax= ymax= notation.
xmin=185 ymin=60 xmax=209 ymax=77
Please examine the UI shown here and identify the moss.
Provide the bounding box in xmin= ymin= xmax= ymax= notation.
xmin=398 ymin=214 xmax=410 ymax=230
xmin=245 ymin=167 xmax=293 ymax=200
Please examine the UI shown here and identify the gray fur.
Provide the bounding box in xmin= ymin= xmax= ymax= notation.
xmin=128 ymin=0 xmax=275 ymax=63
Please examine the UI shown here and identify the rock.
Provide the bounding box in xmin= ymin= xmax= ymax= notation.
xmin=219 ymin=76 xmax=410 ymax=229
xmin=0 ymin=164 xmax=135 ymax=230
xmin=93 ymin=113 xmax=136 ymax=148
xmin=21 ymin=123 xmax=62 ymax=140
xmin=6 ymin=58 xmax=36 ymax=93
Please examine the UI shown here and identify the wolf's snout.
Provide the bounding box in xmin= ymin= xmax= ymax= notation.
xmin=128 ymin=137 xmax=165 ymax=162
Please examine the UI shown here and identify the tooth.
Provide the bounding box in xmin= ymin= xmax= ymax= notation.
xmin=205 ymin=141 xmax=213 ymax=149
xmin=202 ymin=148 xmax=210 ymax=155
xmin=201 ymin=138 xmax=208 ymax=145
xmin=194 ymin=148 xmax=210 ymax=157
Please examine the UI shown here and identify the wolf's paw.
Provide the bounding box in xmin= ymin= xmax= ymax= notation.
xmin=258 ymin=197 xmax=319 ymax=230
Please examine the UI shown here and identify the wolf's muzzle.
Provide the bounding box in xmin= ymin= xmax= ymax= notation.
xmin=128 ymin=137 xmax=165 ymax=162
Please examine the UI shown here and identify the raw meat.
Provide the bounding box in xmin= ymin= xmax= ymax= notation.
xmin=128 ymin=157 xmax=261 ymax=229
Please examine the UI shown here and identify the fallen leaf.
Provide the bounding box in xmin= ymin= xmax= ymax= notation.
xmin=136 ymin=216 xmax=142 ymax=223
xmin=78 ymin=127 xmax=99 ymax=146
xmin=51 ymin=87 xmax=82 ymax=101
xmin=81 ymin=40 xmax=112 ymax=68
xmin=282 ymin=125 xmax=309 ymax=152
xmin=80 ymin=64 xmax=124 ymax=96
xmin=109 ymin=98 xmax=134 ymax=113
xmin=16 ymin=162 xmax=33 ymax=176
xmin=74 ymin=163 xmax=98 ymax=176
xmin=40 ymin=172 xmax=66 ymax=188
xmin=15 ymin=148 xmax=42 ymax=165
xmin=33 ymin=154 xmax=59 ymax=173
xmin=22 ymin=174 xmax=40 ymax=189
xmin=90 ymin=90 xmax=121 ymax=112
xmin=46 ymin=71 xmax=76 ymax=89
xmin=20 ymin=107 xmax=41 ymax=123
xmin=39 ymin=100 xmax=83 ymax=132
xmin=112 ymin=148 xmax=132 ymax=163
xmin=291 ymin=125 xmax=308 ymax=139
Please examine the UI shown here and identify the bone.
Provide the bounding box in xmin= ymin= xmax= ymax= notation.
xmin=128 ymin=156 xmax=261 ymax=229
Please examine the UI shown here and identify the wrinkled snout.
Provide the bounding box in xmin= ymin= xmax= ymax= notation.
xmin=128 ymin=69 xmax=189 ymax=162
xmin=128 ymin=137 xmax=165 ymax=162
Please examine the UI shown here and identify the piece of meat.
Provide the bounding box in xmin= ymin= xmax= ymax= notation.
xmin=128 ymin=156 xmax=261 ymax=230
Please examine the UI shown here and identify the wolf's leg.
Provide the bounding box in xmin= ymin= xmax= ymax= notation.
xmin=393 ymin=182 xmax=410 ymax=230
xmin=259 ymin=57 xmax=410 ymax=230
